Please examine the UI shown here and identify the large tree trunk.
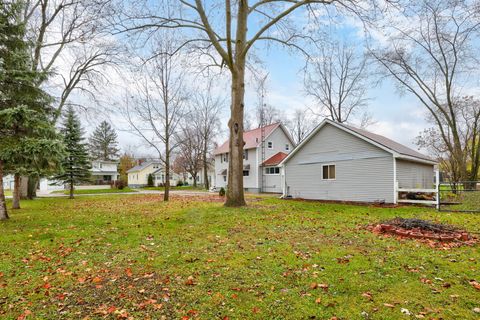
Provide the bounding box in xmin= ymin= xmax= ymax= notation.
xmin=225 ymin=0 xmax=247 ymax=207
xmin=0 ymin=161 xmax=9 ymax=220
xmin=12 ymin=173 xmax=21 ymax=209
xmin=27 ymin=175 xmax=38 ymax=199
xmin=193 ymin=173 xmax=197 ymax=187
xmin=225 ymin=70 xmax=246 ymax=207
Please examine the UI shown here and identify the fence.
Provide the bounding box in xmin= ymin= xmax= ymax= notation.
xmin=438 ymin=181 xmax=480 ymax=213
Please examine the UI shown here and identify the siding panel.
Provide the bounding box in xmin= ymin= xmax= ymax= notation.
xmin=396 ymin=159 xmax=435 ymax=189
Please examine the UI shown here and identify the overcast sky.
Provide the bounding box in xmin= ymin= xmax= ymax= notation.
xmin=72 ymin=2 xmax=435 ymax=157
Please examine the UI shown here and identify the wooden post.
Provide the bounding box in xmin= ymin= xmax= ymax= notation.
xmin=435 ymin=170 xmax=440 ymax=210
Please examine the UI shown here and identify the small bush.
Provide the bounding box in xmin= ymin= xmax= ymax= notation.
xmin=147 ymin=174 xmax=154 ymax=187
xmin=111 ymin=179 xmax=126 ymax=190
xmin=177 ymin=180 xmax=184 ymax=187
xmin=219 ymin=187 xmax=225 ymax=197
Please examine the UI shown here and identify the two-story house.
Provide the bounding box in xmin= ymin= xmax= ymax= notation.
xmin=90 ymin=160 xmax=119 ymax=184
xmin=214 ymin=123 xmax=294 ymax=193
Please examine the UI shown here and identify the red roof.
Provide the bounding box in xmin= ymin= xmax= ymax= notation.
xmin=262 ymin=152 xmax=288 ymax=166
xmin=214 ymin=123 xmax=280 ymax=155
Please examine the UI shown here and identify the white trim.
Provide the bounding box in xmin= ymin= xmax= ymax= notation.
xmin=393 ymin=157 xmax=398 ymax=204
xmin=321 ymin=163 xmax=336 ymax=181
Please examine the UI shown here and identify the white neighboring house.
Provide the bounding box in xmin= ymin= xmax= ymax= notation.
xmin=214 ymin=123 xmax=295 ymax=193
xmin=90 ymin=160 xmax=119 ymax=184
xmin=127 ymin=160 xmax=182 ymax=188
xmin=280 ymin=119 xmax=438 ymax=203
xmin=2 ymin=175 xmax=14 ymax=190
xmin=181 ymin=164 xmax=216 ymax=187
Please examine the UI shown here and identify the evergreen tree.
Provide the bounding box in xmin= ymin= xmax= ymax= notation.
xmin=52 ymin=107 xmax=91 ymax=199
xmin=88 ymin=121 xmax=120 ymax=161
xmin=0 ymin=2 xmax=64 ymax=218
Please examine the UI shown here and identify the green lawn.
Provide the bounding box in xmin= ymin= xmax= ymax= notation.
xmin=3 ymin=190 xmax=12 ymax=197
xmin=141 ymin=185 xmax=208 ymax=191
xmin=52 ymin=187 xmax=137 ymax=195
xmin=1 ymin=195 xmax=479 ymax=319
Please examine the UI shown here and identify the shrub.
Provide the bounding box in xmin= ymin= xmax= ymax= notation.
xmin=111 ymin=179 xmax=126 ymax=190
xmin=177 ymin=180 xmax=184 ymax=187
xmin=147 ymin=174 xmax=154 ymax=187
xmin=219 ymin=187 xmax=225 ymax=197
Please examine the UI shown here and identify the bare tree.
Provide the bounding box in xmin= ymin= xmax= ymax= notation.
xmin=190 ymin=81 xmax=224 ymax=190
xmin=22 ymin=0 xmax=117 ymax=119
xmin=304 ymin=41 xmax=369 ymax=123
xmin=177 ymin=126 xmax=203 ymax=187
xmin=371 ymin=0 xmax=480 ymax=183
xmin=123 ymin=36 xmax=187 ymax=201
xmin=286 ymin=107 xmax=318 ymax=144
xmin=17 ymin=0 xmax=118 ymax=201
xmin=416 ymin=96 xmax=480 ymax=183
xmin=116 ymin=0 xmax=380 ymax=206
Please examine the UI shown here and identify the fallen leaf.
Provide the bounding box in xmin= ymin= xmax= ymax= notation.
xmin=384 ymin=303 xmax=395 ymax=308
xmin=125 ymin=268 xmax=133 ymax=277
xmin=469 ymin=280 xmax=480 ymax=290
xmin=185 ymin=276 xmax=195 ymax=286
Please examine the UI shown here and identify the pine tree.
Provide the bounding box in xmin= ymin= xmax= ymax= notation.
xmin=88 ymin=121 xmax=120 ymax=161
xmin=52 ymin=107 xmax=91 ymax=199
xmin=0 ymin=2 xmax=64 ymax=218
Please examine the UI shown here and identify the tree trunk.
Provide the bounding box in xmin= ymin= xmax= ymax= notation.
xmin=69 ymin=182 xmax=74 ymax=199
xmin=27 ymin=175 xmax=38 ymax=199
xmin=225 ymin=70 xmax=246 ymax=207
xmin=193 ymin=173 xmax=197 ymax=187
xmin=12 ymin=173 xmax=21 ymax=209
xmin=164 ymin=154 xmax=170 ymax=202
xmin=19 ymin=176 xmax=28 ymax=199
xmin=225 ymin=0 xmax=247 ymax=207
xmin=203 ymin=140 xmax=209 ymax=190
xmin=0 ymin=161 xmax=9 ymax=220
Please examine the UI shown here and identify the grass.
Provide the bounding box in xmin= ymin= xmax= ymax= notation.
xmin=52 ymin=187 xmax=137 ymax=195
xmin=141 ymin=185 xmax=207 ymax=191
xmin=1 ymin=195 xmax=479 ymax=319
xmin=3 ymin=189 xmax=12 ymax=197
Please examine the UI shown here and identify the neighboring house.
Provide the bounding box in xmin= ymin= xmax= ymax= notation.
xmin=91 ymin=160 xmax=119 ymax=184
xmin=214 ymin=123 xmax=295 ymax=193
xmin=182 ymin=164 xmax=216 ymax=187
xmin=281 ymin=119 xmax=437 ymax=204
xmin=2 ymin=175 xmax=14 ymax=190
xmin=127 ymin=160 xmax=182 ymax=187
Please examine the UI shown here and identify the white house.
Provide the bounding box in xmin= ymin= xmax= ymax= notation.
xmin=127 ymin=160 xmax=182 ymax=188
xmin=2 ymin=175 xmax=14 ymax=190
xmin=280 ymin=119 xmax=437 ymax=204
xmin=90 ymin=160 xmax=119 ymax=184
xmin=214 ymin=123 xmax=295 ymax=193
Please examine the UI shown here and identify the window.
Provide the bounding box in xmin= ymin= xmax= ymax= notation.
xmin=267 ymin=141 xmax=273 ymax=149
xmin=223 ymin=176 xmax=227 ymax=182
xmin=223 ymin=153 xmax=229 ymax=162
xmin=243 ymin=150 xmax=248 ymax=160
xmin=285 ymin=144 xmax=290 ymax=151
xmin=322 ymin=165 xmax=336 ymax=180
xmin=243 ymin=170 xmax=249 ymax=176
xmin=99 ymin=163 xmax=103 ymax=169
xmin=265 ymin=167 xmax=280 ymax=175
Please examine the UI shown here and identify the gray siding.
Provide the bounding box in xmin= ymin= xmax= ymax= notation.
xmin=396 ymin=159 xmax=435 ymax=189
xmin=285 ymin=124 xmax=395 ymax=203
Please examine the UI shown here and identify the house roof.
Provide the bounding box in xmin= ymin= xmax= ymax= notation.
xmin=262 ymin=152 xmax=288 ymax=166
xmin=214 ymin=123 xmax=282 ymax=155
xmin=281 ymin=119 xmax=437 ymax=166
xmin=126 ymin=160 xmax=161 ymax=173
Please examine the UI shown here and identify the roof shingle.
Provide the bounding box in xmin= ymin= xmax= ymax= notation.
xmin=214 ymin=123 xmax=280 ymax=155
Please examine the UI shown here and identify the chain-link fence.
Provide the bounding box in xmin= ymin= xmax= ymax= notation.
xmin=438 ymin=181 xmax=480 ymax=213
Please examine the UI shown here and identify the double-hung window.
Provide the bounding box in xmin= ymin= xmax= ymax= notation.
xmin=322 ymin=164 xmax=336 ymax=180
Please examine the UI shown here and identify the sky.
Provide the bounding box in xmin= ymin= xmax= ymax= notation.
xmin=68 ymin=1 xmax=434 ymax=157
